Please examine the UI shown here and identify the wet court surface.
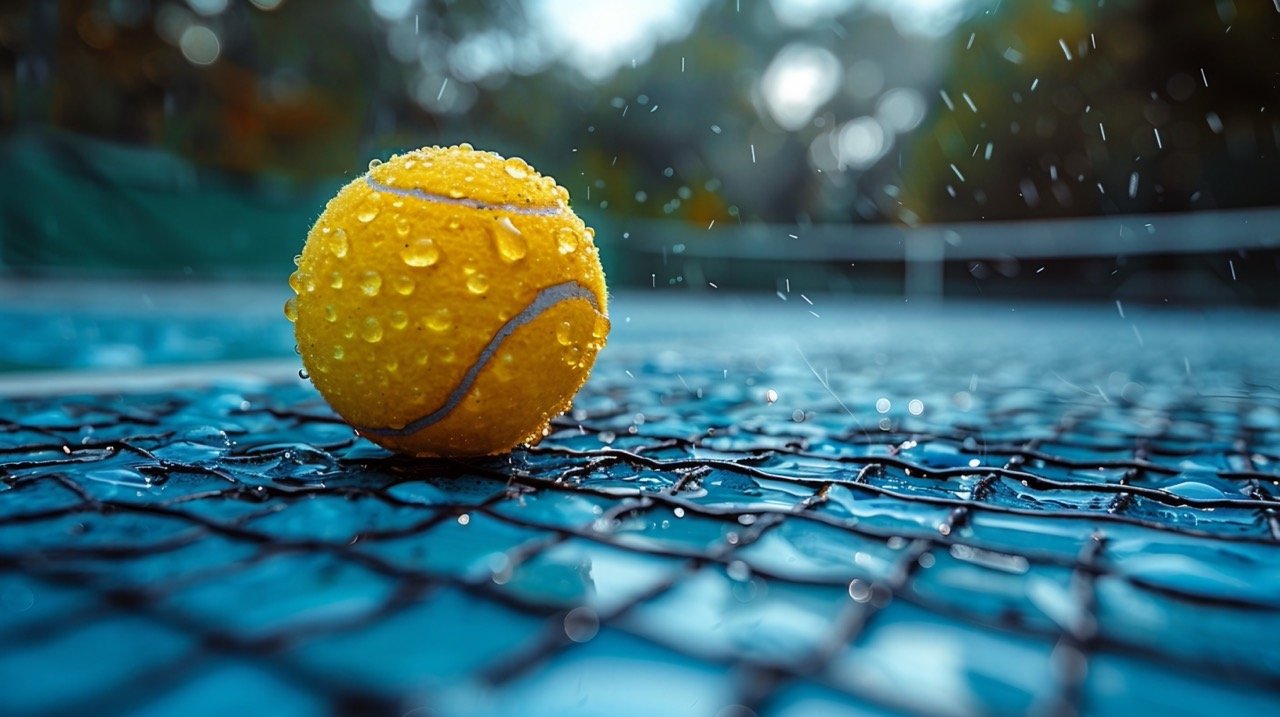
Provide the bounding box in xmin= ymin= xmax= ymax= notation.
xmin=2 ymin=292 xmax=1279 ymax=716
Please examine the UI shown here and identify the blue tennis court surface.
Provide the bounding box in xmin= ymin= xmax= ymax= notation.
xmin=2 ymin=292 xmax=1279 ymax=716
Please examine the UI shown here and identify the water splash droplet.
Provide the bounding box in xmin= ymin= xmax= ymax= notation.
xmin=361 ymin=317 xmax=384 ymax=343
xmin=400 ymin=238 xmax=440 ymax=267
xmin=359 ymin=270 xmax=382 ymax=296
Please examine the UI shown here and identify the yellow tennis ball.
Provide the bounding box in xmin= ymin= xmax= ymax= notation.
xmin=285 ymin=143 xmax=609 ymax=457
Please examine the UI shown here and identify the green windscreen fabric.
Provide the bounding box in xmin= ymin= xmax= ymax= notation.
xmin=0 ymin=130 xmax=341 ymax=276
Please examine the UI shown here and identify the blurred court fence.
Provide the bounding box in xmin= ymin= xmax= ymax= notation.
xmin=1 ymin=0 xmax=1277 ymax=302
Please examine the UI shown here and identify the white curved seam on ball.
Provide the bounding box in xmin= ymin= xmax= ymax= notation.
xmin=358 ymin=280 xmax=604 ymax=438
xmin=364 ymin=175 xmax=564 ymax=216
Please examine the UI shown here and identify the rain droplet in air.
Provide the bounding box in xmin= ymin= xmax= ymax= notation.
xmin=401 ymin=238 xmax=441 ymax=267
xmin=765 ymin=389 xmax=779 ymax=404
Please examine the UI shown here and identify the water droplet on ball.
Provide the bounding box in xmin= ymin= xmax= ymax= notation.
xmin=367 ymin=158 xmax=383 ymax=170
xmin=324 ymin=304 xmax=338 ymax=322
xmin=333 ymin=345 xmax=345 ymax=360
xmin=283 ymin=297 xmax=298 ymax=322
xmin=503 ymin=160 xmax=529 ymax=179
xmin=362 ymin=317 xmax=384 ymax=343
xmin=357 ymin=206 xmax=378 ymax=223
xmin=466 ymin=273 xmax=490 ymax=295
xmin=557 ymin=228 xmax=579 ymax=254
xmin=495 ymin=221 xmax=527 ymax=262
xmin=329 ymin=271 xmax=344 ymax=289
xmin=426 ymin=308 xmax=452 ymax=332
xmin=392 ymin=274 xmax=415 ymax=295
xmin=359 ymin=270 xmax=382 ymax=296
xmin=494 ymin=352 xmax=516 ymax=381
xmin=330 ymin=229 xmax=349 ymax=258
xmin=401 ymin=238 xmax=440 ymax=267
xmin=395 ymin=216 xmax=410 ymax=237
xmin=556 ymin=321 xmax=573 ymax=346
xmin=390 ymin=310 xmax=409 ymax=329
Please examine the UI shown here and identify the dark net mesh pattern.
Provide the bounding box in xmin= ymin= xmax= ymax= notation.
xmin=2 ymin=300 xmax=1280 ymax=717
